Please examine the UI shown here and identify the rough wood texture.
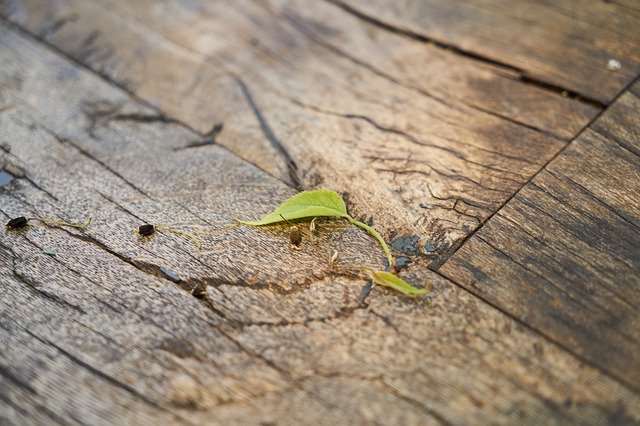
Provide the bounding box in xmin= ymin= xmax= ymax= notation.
xmin=441 ymin=80 xmax=640 ymax=391
xmin=2 ymin=21 xmax=640 ymax=425
xmin=0 ymin=0 xmax=603 ymax=266
xmin=335 ymin=0 xmax=640 ymax=104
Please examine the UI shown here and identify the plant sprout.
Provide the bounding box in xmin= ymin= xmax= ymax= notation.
xmin=238 ymin=189 xmax=429 ymax=297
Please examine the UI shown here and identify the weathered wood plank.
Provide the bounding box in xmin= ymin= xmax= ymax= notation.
xmin=334 ymin=0 xmax=640 ymax=104
xmin=0 ymin=0 xmax=600 ymax=140
xmin=0 ymin=0 xmax=595 ymax=266
xmin=440 ymin=80 xmax=640 ymax=390
xmin=0 ymin=21 xmax=391 ymax=424
xmin=2 ymin=21 xmax=640 ymax=424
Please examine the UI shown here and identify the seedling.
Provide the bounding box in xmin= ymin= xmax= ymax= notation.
xmin=135 ymin=222 xmax=240 ymax=249
xmin=237 ymin=189 xmax=394 ymax=264
xmin=238 ymin=189 xmax=429 ymax=297
xmin=5 ymin=216 xmax=92 ymax=230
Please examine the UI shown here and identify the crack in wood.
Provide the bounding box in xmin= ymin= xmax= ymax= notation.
xmin=0 ymin=364 xmax=38 ymax=395
xmin=321 ymin=0 xmax=607 ymax=109
xmin=541 ymin=171 xmax=640 ymax=232
xmin=279 ymin=94 xmax=538 ymax=173
xmin=279 ymin=9 xmax=573 ymax=142
xmin=432 ymin=72 xmax=639 ymax=269
xmin=210 ymin=302 xmax=366 ymax=330
xmin=175 ymin=123 xmax=224 ymax=151
xmin=0 ymin=392 xmax=68 ymax=425
xmin=40 ymin=13 xmax=78 ymax=38
xmin=17 ymin=326 xmax=173 ymax=412
xmin=234 ymin=77 xmax=303 ymax=191
xmin=0 ymin=15 xmax=301 ymax=194
xmin=494 ymin=209 xmax=637 ymax=312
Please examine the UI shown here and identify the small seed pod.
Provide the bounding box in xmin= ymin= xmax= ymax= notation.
xmin=6 ymin=216 xmax=29 ymax=229
xmin=138 ymin=224 xmax=156 ymax=236
xmin=290 ymin=226 xmax=302 ymax=247
xmin=191 ymin=283 xmax=207 ymax=299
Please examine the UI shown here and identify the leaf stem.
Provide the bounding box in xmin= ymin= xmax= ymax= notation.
xmin=35 ymin=217 xmax=93 ymax=229
xmin=346 ymin=215 xmax=395 ymax=268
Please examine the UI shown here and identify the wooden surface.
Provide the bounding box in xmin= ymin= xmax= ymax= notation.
xmin=334 ymin=0 xmax=640 ymax=104
xmin=440 ymin=81 xmax=640 ymax=390
xmin=0 ymin=0 xmax=639 ymax=424
xmin=0 ymin=0 xmax=597 ymax=265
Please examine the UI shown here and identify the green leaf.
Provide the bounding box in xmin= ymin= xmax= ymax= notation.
xmin=236 ymin=188 xmax=396 ymax=270
xmin=237 ymin=189 xmax=348 ymax=225
xmin=367 ymin=270 xmax=429 ymax=296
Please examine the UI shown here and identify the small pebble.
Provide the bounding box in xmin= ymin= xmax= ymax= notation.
xmin=358 ymin=281 xmax=374 ymax=305
xmin=0 ymin=171 xmax=15 ymax=187
xmin=607 ymin=59 xmax=621 ymax=70
xmin=395 ymin=257 xmax=411 ymax=268
xmin=383 ymin=256 xmax=411 ymax=271
xmin=391 ymin=235 xmax=420 ymax=256
xmin=424 ymin=242 xmax=437 ymax=253
xmin=43 ymin=248 xmax=56 ymax=257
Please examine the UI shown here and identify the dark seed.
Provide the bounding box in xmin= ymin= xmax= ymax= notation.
xmin=290 ymin=226 xmax=302 ymax=246
xmin=138 ymin=224 xmax=155 ymax=236
xmin=6 ymin=216 xmax=28 ymax=228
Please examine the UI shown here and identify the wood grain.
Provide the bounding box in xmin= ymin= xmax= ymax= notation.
xmin=0 ymin=0 xmax=600 ymax=266
xmin=441 ymin=80 xmax=640 ymax=390
xmin=2 ymin=21 xmax=640 ymax=424
xmin=334 ymin=0 xmax=640 ymax=104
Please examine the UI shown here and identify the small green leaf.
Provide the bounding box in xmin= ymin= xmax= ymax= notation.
xmin=237 ymin=188 xmax=395 ymax=269
xmin=237 ymin=189 xmax=348 ymax=225
xmin=367 ymin=270 xmax=429 ymax=296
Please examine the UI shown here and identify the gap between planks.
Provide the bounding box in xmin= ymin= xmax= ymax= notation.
xmin=440 ymin=74 xmax=640 ymax=266
xmin=429 ymin=74 xmax=640 ymax=394
xmin=321 ymin=0 xmax=608 ymax=109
